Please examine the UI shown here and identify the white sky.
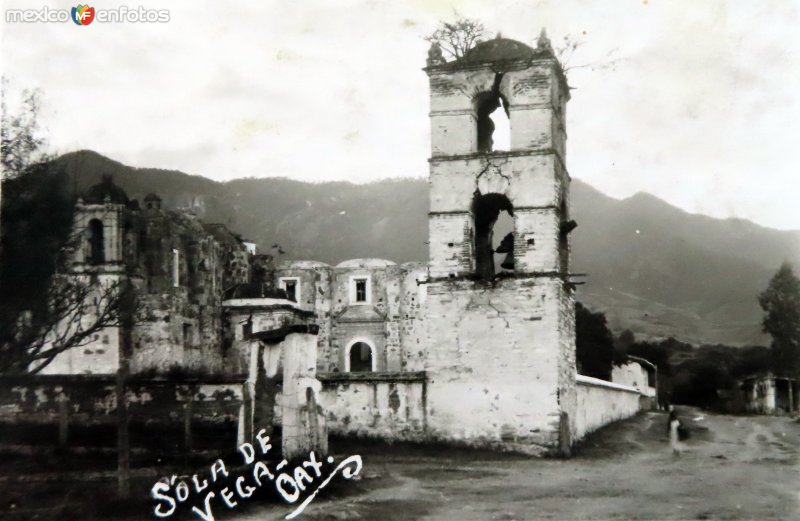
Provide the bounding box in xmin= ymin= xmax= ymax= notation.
xmin=2 ymin=0 xmax=799 ymax=230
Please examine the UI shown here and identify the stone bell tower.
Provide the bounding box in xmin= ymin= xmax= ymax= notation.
xmin=423 ymin=32 xmax=577 ymax=455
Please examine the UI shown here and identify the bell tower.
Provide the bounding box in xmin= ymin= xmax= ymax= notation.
xmin=423 ymin=32 xmax=577 ymax=455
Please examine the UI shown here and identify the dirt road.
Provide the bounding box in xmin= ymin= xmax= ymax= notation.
xmin=245 ymin=408 xmax=799 ymax=521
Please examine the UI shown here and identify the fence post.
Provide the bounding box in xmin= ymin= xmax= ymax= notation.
xmin=58 ymin=393 xmax=69 ymax=447
xmin=184 ymin=392 xmax=193 ymax=453
xmin=116 ymin=367 xmax=130 ymax=498
xmin=241 ymin=382 xmax=253 ymax=447
xmin=558 ymin=411 xmax=572 ymax=458
xmin=117 ymin=279 xmax=136 ymax=499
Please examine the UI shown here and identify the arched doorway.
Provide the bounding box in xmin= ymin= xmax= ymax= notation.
xmin=347 ymin=340 xmax=375 ymax=372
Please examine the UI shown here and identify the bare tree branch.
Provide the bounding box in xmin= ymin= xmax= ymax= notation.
xmin=424 ymin=11 xmax=486 ymax=60
xmin=552 ymin=33 xmax=621 ymax=74
xmin=1 ymin=83 xmax=138 ymax=374
xmin=1 ymin=265 xmax=136 ymax=374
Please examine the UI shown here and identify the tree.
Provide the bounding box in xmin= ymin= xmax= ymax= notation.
xmin=613 ymin=329 xmax=635 ymax=364
xmin=758 ymin=262 xmax=800 ymax=377
xmin=424 ymin=12 xmax=486 ymax=60
xmin=1 ymin=270 xmax=132 ymax=374
xmin=671 ymin=359 xmax=734 ymax=408
xmin=0 ymin=83 xmax=132 ymax=374
xmin=1 ymin=81 xmax=48 ymax=180
xmin=575 ymin=302 xmax=615 ymax=380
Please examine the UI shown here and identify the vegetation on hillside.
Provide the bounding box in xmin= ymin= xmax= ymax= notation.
xmin=575 ymin=302 xmax=618 ymax=380
xmin=613 ymin=330 xmax=773 ymax=410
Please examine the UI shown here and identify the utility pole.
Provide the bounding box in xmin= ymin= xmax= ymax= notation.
xmin=116 ymin=276 xmax=135 ymax=498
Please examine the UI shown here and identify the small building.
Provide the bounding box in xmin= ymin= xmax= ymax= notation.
xmin=740 ymin=373 xmax=799 ymax=414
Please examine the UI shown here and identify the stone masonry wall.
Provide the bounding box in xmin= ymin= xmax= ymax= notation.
xmin=424 ymin=276 xmax=572 ymax=454
xmin=275 ymin=261 xmax=427 ymax=374
xmin=318 ymin=373 xmax=426 ymax=440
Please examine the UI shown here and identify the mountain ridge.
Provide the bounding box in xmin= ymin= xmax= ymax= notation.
xmin=47 ymin=150 xmax=800 ymax=346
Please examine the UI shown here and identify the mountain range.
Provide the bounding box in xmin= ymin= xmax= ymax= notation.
xmin=51 ymin=150 xmax=800 ymax=346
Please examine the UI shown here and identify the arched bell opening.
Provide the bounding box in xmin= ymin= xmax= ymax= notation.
xmin=87 ymin=218 xmax=105 ymax=265
xmin=472 ymin=192 xmax=514 ymax=280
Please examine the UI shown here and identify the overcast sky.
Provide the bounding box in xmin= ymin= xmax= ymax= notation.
xmin=2 ymin=0 xmax=799 ymax=231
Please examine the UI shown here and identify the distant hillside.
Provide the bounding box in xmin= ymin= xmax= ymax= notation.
xmin=570 ymin=183 xmax=800 ymax=346
xmin=50 ymin=150 xmax=800 ymax=346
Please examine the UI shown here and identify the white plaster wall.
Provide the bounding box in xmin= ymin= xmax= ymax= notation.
xmin=281 ymin=333 xmax=327 ymax=459
xmin=423 ymin=277 xmax=572 ymax=454
xmin=575 ymin=375 xmax=642 ymax=441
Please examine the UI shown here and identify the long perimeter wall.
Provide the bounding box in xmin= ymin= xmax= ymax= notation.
xmin=314 ymin=371 xmax=644 ymax=450
xmin=574 ymin=374 xmax=643 ymax=440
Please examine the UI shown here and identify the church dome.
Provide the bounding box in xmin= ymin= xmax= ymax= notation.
xmin=335 ymin=258 xmax=396 ymax=269
xmin=82 ymin=175 xmax=130 ymax=205
xmin=459 ymin=38 xmax=538 ymax=64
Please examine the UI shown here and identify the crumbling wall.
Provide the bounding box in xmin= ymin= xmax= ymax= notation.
xmin=398 ymin=263 xmax=427 ymax=372
xmin=131 ymin=210 xmax=249 ymax=375
xmin=280 ymin=331 xmax=327 ymax=459
xmin=223 ymin=302 xmax=304 ymax=373
xmin=275 ymin=262 xmax=334 ymax=371
xmin=318 ymin=373 xmax=426 ymax=440
xmin=275 ymin=260 xmax=427 ymax=375
xmin=0 ymin=374 xmax=244 ymax=437
xmin=47 ymin=192 xmax=251 ymax=376
xmin=428 ymin=154 xmax=566 ymax=281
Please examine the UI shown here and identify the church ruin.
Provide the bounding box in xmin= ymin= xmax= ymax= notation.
xmin=32 ymin=32 xmax=650 ymax=456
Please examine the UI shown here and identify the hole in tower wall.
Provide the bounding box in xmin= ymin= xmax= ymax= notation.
xmin=489 ymin=103 xmax=510 ymax=151
xmin=476 ymin=74 xmax=510 ymax=153
xmin=558 ymin=199 xmax=574 ymax=275
xmin=472 ymin=192 xmax=514 ymax=280
xmin=493 ymin=211 xmax=515 ymax=273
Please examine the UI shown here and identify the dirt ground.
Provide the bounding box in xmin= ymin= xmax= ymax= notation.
xmin=244 ymin=407 xmax=799 ymax=521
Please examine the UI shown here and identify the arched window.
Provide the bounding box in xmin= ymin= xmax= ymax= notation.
xmin=87 ymin=219 xmax=105 ymax=265
xmin=472 ymin=193 xmax=514 ymax=280
xmin=347 ymin=341 xmax=374 ymax=372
